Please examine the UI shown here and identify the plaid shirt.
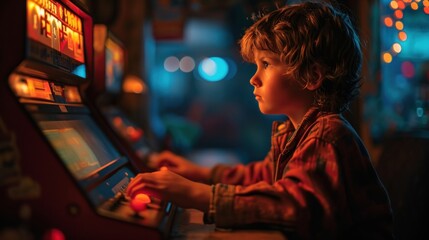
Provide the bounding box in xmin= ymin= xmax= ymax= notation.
xmin=206 ymin=107 xmax=394 ymax=240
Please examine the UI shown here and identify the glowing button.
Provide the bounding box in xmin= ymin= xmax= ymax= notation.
xmin=43 ymin=228 xmax=65 ymax=240
xmin=130 ymin=193 xmax=151 ymax=212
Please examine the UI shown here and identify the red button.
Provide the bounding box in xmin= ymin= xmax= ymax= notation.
xmin=130 ymin=193 xmax=151 ymax=212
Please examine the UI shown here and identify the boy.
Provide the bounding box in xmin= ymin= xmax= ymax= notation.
xmin=126 ymin=1 xmax=394 ymax=239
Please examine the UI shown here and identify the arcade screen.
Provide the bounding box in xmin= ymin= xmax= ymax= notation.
xmin=38 ymin=116 xmax=122 ymax=180
xmin=105 ymin=36 xmax=125 ymax=94
xmin=26 ymin=0 xmax=86 ymax=78
xmin=366 ymin=0 xmax=429 ymax=141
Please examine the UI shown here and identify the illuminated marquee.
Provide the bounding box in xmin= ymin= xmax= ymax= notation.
xmin=27 ymin=0 xmax=84 ymax=64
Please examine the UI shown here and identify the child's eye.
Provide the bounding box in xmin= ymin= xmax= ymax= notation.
xmin=262 ymin=61 xmax=269 ymax=69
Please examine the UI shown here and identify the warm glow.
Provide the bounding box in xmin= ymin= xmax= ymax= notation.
xmin=398 ymin=1 xmax=406 ymax=9
xmin=9 ymin=74 xmax=53 ymax=101
xmin=398 ymin=31 xmax=407 ymax=41
xmin=411 ymin=2 xmax=419 ymax=10
xmin=113 ymin=116 xmax=123 ymax=127
xmin=383 ymin=52 xmax=393 ymax=63
xmin=392 ymin=43 xmax=402 ymax=53
xmin=27 ymin=0 xmax=85 ymax=63
xmin=122 ymin=75 xmax=146 ymax=94
xmin=126 ymin=126 xmax=143 ymax=142
xmin=395 ymin=21 xmax=404 ymax=30
xmin=424 ymin=0 xmax=429 ymax=7
xmin=64 ymin=86 xmax=82 ymax=103
xmin=43 ymin=228 xmax=66 ymax=240
xmin=394 ymin=9 xmax=403 ymax=19
xmin=424 ymin=6 xmax=429 ymax=14
xmin=130 ymin=193 xmax=151 ymax=212
xmin=11 ymin=77 xmax=29 ymax=96
xmin=390 ymin=1 xmax=399 ymax=9
xmin=384 ymin=17 xmax=393 ymax=27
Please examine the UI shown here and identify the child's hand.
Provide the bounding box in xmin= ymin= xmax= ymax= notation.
xmin=126 ymin=169 xmax=211 ymax=212
xmin=148 ymin=150 xmax=211 ymax=183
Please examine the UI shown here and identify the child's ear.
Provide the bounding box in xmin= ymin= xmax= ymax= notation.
xmin=305 ymin=64 xmax=324 ymax=91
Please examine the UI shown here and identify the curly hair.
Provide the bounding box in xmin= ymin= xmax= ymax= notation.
xmin=240 ymin=1 xmax=362 ymax=113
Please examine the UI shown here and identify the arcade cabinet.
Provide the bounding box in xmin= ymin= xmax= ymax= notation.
xmin=91 ymin=24 xmax=158 ymax=170
xmin=0 ymin=1 xmax=175 ymax=239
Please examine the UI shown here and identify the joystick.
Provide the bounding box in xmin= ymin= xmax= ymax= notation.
xmin=130 ymin=193 xmax=151 ymax=212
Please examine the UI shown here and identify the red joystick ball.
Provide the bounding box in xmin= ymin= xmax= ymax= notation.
xmin=130 ymin=193 xmax=151 ymax=212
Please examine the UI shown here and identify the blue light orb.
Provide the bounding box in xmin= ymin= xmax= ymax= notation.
xmin=198 ymin=57 xmax=229 ymax=82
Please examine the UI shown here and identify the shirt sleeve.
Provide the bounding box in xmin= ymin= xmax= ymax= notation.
xmin=209 ymin=149 xmax=274 ymax=186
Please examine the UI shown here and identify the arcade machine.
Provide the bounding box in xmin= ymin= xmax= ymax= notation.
xmin=91 ymin=24 xmax=157 ymax=170
xmin=0 ymin=1 xmax=175 ymax=239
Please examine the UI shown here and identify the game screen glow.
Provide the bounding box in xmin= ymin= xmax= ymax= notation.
xmin=39 ymin=117 xmax=122 ymax=181
xmin=26 ymin=0 xmax=86 ymax=77
xmin=105 ymin=37 xmax=124 ymax=93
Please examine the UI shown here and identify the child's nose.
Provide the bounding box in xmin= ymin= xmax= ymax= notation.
xmin=249 ymin=75 xmax=261 ymax=87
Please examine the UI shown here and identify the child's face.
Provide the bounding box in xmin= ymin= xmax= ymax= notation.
xmin=250 ymin=50 xmax=314 ymax=117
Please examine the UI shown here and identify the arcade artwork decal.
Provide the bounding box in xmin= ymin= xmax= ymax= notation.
xmin=27 ymin=0 xmax=86 ymax=77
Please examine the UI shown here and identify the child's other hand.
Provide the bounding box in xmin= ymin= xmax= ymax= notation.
xmin=149 ymin=150 xmax=211 ymax=183
xmin=126 ymin=169 xmax=210 ymax=212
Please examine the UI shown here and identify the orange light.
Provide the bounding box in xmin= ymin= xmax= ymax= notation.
xmin=424 ymin=6 xmax=429 ymax=14
xmin=398 ymin=31 xmax=407 ymax=41
xmin=11 ymin=77 xmax=29 ymax=96
xmin=383 ymin=52 xmax=393 ymax=63
xmin=411 ymin=2 xmax=419 ymax=10
xmin=395 ymin=21 xmax=404 ymax=30
xmin=93 ymin=24 xmax=108 ymax=53
xmin=384 ymin=17 xmax=393 ymax=27
xmin=113 ymin=116 xmax=123 ymax=127
xmin=394 ymin=9 xmax=403 ymax=19
xmin=123 ymin=75 xmax=146 ymax=94
xmin=390 ymin=1 xmax=399 ymax=9
xmin=64 ymin=86 xmax=82 ymax=103
xmin=398 ymin=1 xmax=406 ymax=9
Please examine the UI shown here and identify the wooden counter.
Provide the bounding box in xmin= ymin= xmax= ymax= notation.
xmin=170 ymin=209 xmax=287 ymax=240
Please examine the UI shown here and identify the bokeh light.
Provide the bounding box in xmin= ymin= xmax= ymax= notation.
xmin=401 ymin=61 xmax=415 ymax=78
xmin=198 ymin=57 xmax=229 ymax=82
xmin=383 ymin=52 xmax=393 ymax=63
xmin=179 ymin=56 xmax=195 ymax=72
xmin=392 ymin=43 xmax=402 ymax=53
xmin=164 ymin=56 xmax=180 ymax=72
